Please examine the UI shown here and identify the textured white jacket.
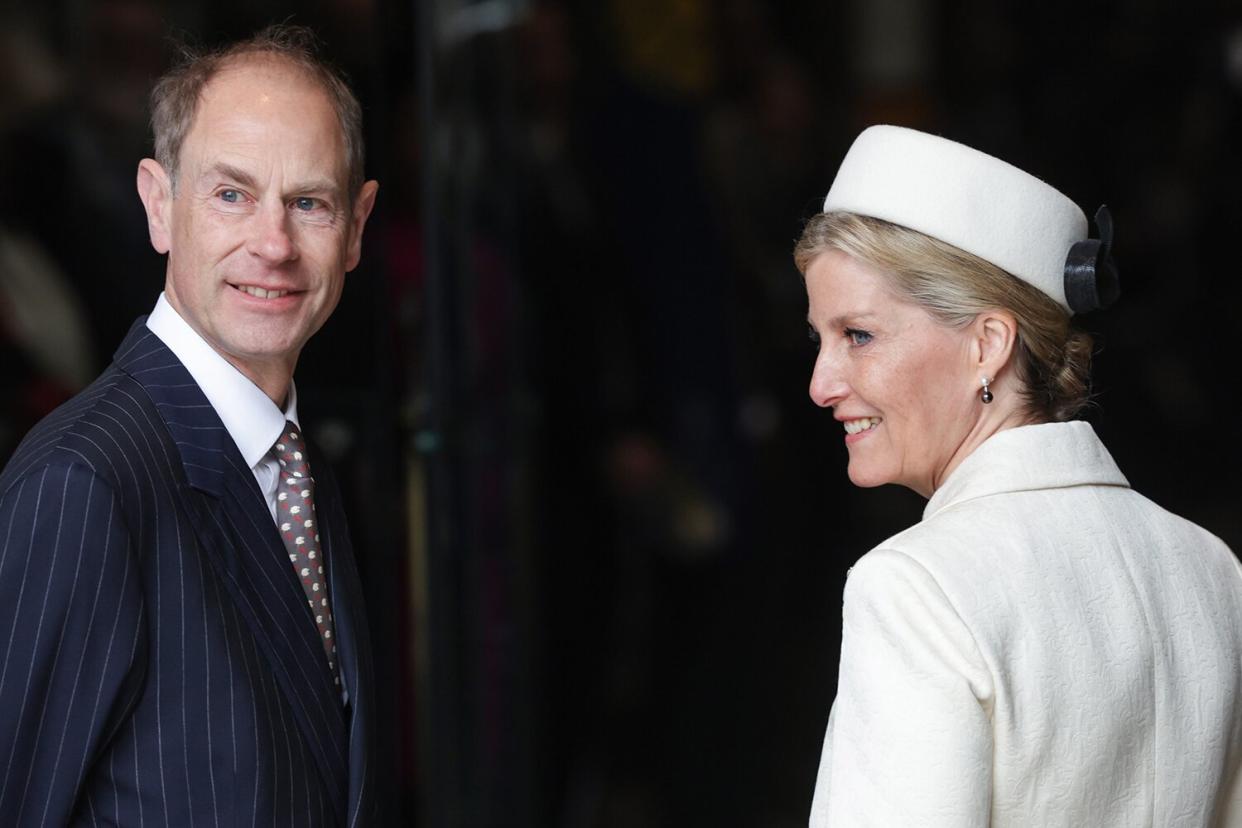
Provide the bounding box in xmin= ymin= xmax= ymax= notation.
xmin=810 ymin=421 xmax=1242 ymax=827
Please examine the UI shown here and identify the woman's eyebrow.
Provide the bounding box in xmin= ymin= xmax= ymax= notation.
xmin=825 ymin=312 xmax=877 ymax=328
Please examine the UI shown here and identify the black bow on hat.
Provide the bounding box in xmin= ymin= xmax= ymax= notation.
xmin=1064 ymin=205 xmax=1120 ymax=314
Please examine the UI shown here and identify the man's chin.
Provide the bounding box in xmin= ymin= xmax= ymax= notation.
xmin=213 ymin=336 xmax=300 ymax=373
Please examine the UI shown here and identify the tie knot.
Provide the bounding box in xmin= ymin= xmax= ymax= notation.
xmin=272 ymin=422 xmax=311 ymax=476
xmin=275 ymin=422 xmax=304 ymax=446
xmin=273 ymin=421 xmax=304 ymax=452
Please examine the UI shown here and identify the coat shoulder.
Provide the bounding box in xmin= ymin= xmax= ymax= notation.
xmin=861 ymin=482 xmax=1239 ymax=642
xmin=1 ymin=365 xmax=171 ymax=497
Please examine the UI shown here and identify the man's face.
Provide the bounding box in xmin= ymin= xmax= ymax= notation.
xmin=143 ymin=58 xmax=376 ymax=393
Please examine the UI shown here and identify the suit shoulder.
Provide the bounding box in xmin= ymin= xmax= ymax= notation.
xmin=1 ymin=366 xmax=168 ymax=495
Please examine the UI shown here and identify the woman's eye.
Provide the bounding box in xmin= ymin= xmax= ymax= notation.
xmin=219 ymin=189 xmax=241 ymax=203
xmin=845 ymin=328 xmax=873 ymax=346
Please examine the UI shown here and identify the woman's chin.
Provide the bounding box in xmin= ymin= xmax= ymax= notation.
xmin=846 ymin=463 xmax=890 ymax=489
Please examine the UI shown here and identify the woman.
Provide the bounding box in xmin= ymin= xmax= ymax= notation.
xmin=799 ymin=125 xmax=1242 ymax=826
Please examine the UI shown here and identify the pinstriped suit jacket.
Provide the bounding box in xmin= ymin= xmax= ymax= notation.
xmin=0 ymin=320 xmax=378 ymax=826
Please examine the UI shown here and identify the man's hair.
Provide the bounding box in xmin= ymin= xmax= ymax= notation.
xmin=150 ymin=24 xmax=365 ymax=196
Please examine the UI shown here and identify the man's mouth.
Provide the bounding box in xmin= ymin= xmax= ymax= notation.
xmin=234 ymin=284 xmax=291 ymax=299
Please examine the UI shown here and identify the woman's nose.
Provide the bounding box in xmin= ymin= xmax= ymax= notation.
xmin=808 ymin=351 xmax=847 ymax=409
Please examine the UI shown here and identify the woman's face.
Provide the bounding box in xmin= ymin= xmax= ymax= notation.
xmin=805 ymin=249 xmax=980 ymax=497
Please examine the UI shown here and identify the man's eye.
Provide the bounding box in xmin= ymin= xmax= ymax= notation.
xmin=219 ymin=189 xmax=241 ymax=203
xmin=293 ymin=197 xmax=319 ymax=211
xmin=845 ymin=328 xmax=873 ymax=346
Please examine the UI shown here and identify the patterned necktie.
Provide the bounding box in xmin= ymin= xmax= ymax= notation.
xmin=272 ymin=422 xmax=340 ymax=686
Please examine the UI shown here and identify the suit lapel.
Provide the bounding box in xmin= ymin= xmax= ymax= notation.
xmin=113 ymin=321 xmax=349 ymax=822
xmin=309 ymin=449 xmax=376 ymax=823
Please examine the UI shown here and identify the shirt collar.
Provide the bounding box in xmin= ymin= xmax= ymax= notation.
xmin=145 ymin=292 xmax=299 ymax=469
xmin=924 ymin=420 xmax=1129 ymax=521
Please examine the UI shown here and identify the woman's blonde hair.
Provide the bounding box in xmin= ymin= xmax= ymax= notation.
xmin=794 ymin=212 xmax=1092 ymax=422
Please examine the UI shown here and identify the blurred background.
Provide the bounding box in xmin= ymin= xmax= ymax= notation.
xmin=2 ymin=0 xmax=1240 ymax=825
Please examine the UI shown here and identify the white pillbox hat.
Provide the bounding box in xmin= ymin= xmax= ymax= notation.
xmin=822 ymin=125 xmax=1088 ymax=311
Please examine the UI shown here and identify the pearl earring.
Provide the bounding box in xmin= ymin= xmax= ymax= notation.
xmin=980 ymin=377 xmax=993 ymax=404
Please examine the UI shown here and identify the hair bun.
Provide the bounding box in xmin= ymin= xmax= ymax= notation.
xmin=1064 ymin=205 xmax=1120 ymax=314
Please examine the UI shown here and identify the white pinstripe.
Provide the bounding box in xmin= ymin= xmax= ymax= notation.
xmin=198 ymin=550 xmax=222 ymax=828
xmin=131 ymin=718 xmax=142 ymax=827
xmin=30 ymin=469 xmax=96 ymax=824
xmin=0 ymin=468 xmax=50 ymax=812
xmin=0 ymin=473 xmax=29 ymax=699
xmin=59 ymin=480 xmax=120 ymax=806
xmin=15 ymin=467 xmax=80 ymax=825
xmin=229 ymin=595 xmax=263 ymax=828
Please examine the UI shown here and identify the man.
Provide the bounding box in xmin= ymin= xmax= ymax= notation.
xmin=0 ymin=25 xmax=380 ymax=825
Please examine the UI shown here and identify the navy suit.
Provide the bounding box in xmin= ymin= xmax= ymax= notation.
xmin=0 ymin=319 xmax=377 ymax=826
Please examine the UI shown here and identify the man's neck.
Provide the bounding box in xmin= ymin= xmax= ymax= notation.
xmin=222 ymin=355 xmax=293 ymax=409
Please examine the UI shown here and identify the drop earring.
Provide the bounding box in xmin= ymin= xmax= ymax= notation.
xmin=980 ymin=377 xmax=994 ymax=404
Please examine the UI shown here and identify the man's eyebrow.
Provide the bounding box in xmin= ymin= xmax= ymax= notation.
xmin=292 ymin=178 xmax=343 ymax=197
xmin=202 ymin=164 xmax=342 ymax=200
xmin=203 ymin=162 xmax=260 ymax=190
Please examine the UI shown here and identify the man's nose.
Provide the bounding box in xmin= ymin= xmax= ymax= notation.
xmin=246 ymin=201 xmax=298 ymax=263
xmin=808 ymin=350 xmax=847 ymax=409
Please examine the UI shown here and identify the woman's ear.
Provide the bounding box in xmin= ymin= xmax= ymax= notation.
xmin=971 ymin=309 xmax=1019 ymax=380
xmin=136 ymin=158 xmax=173 ymax=254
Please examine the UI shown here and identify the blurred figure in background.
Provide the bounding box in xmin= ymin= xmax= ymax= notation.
xmin=0 ymin=13 xmax=97 ymax=460
xmin=1 ymin=0 xmax=169 ymax=359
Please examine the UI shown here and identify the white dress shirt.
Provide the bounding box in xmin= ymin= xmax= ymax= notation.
xmin=146 ymin=293 xmax=297 ymax=522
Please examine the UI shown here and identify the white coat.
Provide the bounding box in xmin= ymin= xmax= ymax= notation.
xmin=810 ymin=421 xmax=1242 ymax=827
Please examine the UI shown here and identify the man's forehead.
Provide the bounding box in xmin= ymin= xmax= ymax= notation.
xmin=198 ymin=55 xmax=327 ymax=108
xmin=181 ymin=59 xmax=347 ymax=171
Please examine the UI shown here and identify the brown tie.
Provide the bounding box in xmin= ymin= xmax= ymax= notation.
xmin=272 ymin=422 xmax=340 ymax=686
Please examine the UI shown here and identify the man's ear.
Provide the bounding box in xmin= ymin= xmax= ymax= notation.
xmin=971 ymin=309 xmax=1019 ymax=380
xmin=344 ymin=180 xmax=379 ymax=272
xmin=136 ymin=158 xmax=174 ymax=255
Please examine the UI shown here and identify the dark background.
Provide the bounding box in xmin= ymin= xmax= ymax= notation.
xmin=2 ymin=1 xmax=1239 ymax=825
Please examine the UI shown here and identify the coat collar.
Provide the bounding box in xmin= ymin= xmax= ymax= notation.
xmin=311 ymin=453 xmax=377 ymax=824
xmin=925 ymin=421 xmax=1129 ymax=521
xmin=112 ymin=318 xmax=231 ymax=495
xmin=145 ymin=293 xmax=297 ymax=471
